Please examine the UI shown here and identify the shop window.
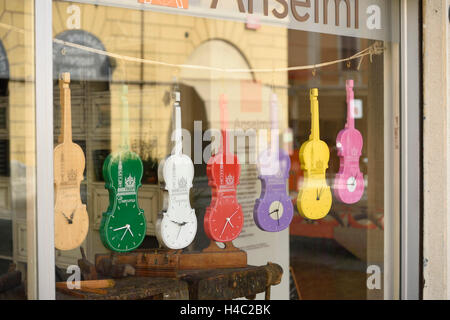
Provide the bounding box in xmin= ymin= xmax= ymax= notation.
xmin=46 ymin=0 xmax=399 ymax=301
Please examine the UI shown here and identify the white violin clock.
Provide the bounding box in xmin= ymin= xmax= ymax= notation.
xmin=155 ymin=89 xmax=197 ymax=250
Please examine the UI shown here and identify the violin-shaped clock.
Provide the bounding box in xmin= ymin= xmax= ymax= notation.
xmin=155 ymin=89 xmax=197 ymax=250
xmin=100 ymin=86 xmax=146 ymax=252
xmin=254 ymin=93 xmax=293 ymax=232
xmin=297 ymin=88 xmax=332 ymax=220
xmin=54 ymin=73 xmax=89 ymax=251
xmin=333 ymin=80 xmax=364 ymax=204
xmin=204 ymin=94 xmax=244 ymax=242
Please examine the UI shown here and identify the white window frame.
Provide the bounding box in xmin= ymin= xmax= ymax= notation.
xmin=31 ymin=0 xmax=421 ymax=300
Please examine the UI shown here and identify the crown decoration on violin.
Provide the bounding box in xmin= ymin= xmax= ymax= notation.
xmin=316 ymin=160 xmax=324 ymax=170
xmin=67 ymin=169 xmax=77 ymax=181
xmin=178 ymin=177 xmax=187 ymax=189
xmin=226 ymin=174 xmax=235 ymax=186
xmin=125 ymin=174 xmax=136 ymax=189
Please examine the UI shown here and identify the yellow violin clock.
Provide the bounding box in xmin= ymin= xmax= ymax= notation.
xmin=297 ymin=88 xmax=332 ymax=220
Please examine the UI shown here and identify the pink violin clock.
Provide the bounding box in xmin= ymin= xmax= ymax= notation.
xmin=333 ymin=80 xmax=364 ymax=204
xmin=253 ymin=94 xmax=293 ymax=232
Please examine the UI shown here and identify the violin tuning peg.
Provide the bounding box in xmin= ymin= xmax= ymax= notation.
xmin=346 ymin=79 xmax=354 ymax=89
xmin=310 ymin=88 xmax=318 ymax=98
xmin=59 ymin=72 xmax=70 ymax=84
xmin=173 ymin=91 xmax=181 ymax=103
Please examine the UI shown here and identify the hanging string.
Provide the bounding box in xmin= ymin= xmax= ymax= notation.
xmin=0 ymin=20 xmax=385 ymax=74
xmin=53 ymin=38 xmax=385 ymax=74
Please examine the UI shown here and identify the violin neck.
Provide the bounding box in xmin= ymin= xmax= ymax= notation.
xmin=270 ymin=93 xmax=279 ymax=151
xmin=174 ymin=102 xmax=182 ymax=156
xmin=59 ymin=73 xmax=72 ymax=144
xmin=120 ymin=85 xmax=130 ymax=148
xmin=310 ymin=88 xmax=320 ymax=141
xmin=219 ymin=94 xmax=230 ymax=154
xmin=346 ymin=80 xmax=355 ymax=129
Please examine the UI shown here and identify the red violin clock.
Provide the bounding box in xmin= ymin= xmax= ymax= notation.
xmin=204 ymin=94 xmax=244 ymax=243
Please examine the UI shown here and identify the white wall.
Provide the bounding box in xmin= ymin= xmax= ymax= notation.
xmin=422 ymin=0 xmax=450 ymax=300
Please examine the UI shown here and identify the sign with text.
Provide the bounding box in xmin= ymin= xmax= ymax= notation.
xmin=62 ymin=0 xmax=398 ymax=41
xmin=138 ymin=0 xmax=188 ymax=9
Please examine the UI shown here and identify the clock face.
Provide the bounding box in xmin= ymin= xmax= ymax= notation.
xmin=269 ymin=201 xmax=284 ymax=221
xmin=253 ymin=197 xmax=294 ymax=232
xmin=298 ymin=186 xmax=332 ymax=220
xmin=204 ymin=202 xmax=244 ymax=242
xmin=103 ymin=210 xmax=146 ymax=252
xmin=347 ymin=176 xmax=357 ymax=193
xmin=158 ymin=212 xmax=197 ymax=250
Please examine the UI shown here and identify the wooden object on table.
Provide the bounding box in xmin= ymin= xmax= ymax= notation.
xmin=56 ymin=287 xmax=87 ymax=299
xmin=289 ymin=266 xmax=302 ymax=300
xmin=95 ymin=240 xmax=247 ymax=278
xmin=0 ymin=263 xmax=25 ymax=300
xmin=56 ymin=277 xmax=190 ymax=300
xmin=96 ymin=255 xmax=136 ymax=279
xmin=0 ymin=270 xmax=22 ymax=293
xmin=135 ymin=249 xmax=179 ymax=278
xmin=56 ymin=279 xmax=115 ymax=290
xmin=179 ymin=263 xmax=283 ymax=300
xmin=55 ymin=279 xmax=115 ymax=297
xmin=56 ymin=263 xmax=282 ymax=300
xmin=56 ymin=286 xmax=108 ymax=296
xmin=78 ymin=247 xmax=97 ymax=280
xmin=54 ymin=72 xmax=89 ymax=251
xmin=182 ymin=241 xmax=247 ymax=270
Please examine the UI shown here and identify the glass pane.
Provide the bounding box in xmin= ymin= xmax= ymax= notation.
xmin=0 ymin=0 xmax=36 ymax=300
xmin=51 ymin=0 xmax=399 ymax=300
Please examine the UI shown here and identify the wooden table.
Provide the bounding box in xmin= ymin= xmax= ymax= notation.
xmin=56 ymin=263 xmax=283 ymax=300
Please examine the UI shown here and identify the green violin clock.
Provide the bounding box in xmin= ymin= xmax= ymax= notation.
xmin=100 ymin=86 xmax=146 ymax=252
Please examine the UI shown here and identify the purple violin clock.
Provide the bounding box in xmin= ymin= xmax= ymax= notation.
xmin=333 ymin=80 xmax=365 ymax=204
xmin=253 ymin=94 xmax=294 ymax=232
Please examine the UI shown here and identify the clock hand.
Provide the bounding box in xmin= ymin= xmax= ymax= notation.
xmin=170 ymin=220 xmax=187 ymax=227
xmin=229 ymin=210 xmax=239 ymax=219
xmin=61 ymin=212 xmax=73 ymax=224
xmin=318 ymin=187 xmax=326 ymax=199
xmin=127 ymin=225 xmax=134 ymax=237
xmin=227 ymin=210 xmax=240 ymax=228
xmin=176 ymin=225 xmax=182 ymax=240
xmin=347 ymin=176 xmax=357 ymax=186
xmin=113 ymin=225 xmax=128 ymax=232
xmin=220 ymin=219 xmax=230 ymax=238
xmin=120 ymin=228 xmax=128 ymax=241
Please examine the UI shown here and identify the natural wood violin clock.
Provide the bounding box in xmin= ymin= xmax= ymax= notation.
xmin=297 ymin=88 xmax=332 ymax=220
xmin=204 ymin=94 xmax=244 ymax=243
xmin=156 ymin=89 xmax=197 ymax=250
xmin=54 ymin=73 xmax=89 ymax=251
xmin=100 ymin=86 xmax=146 ymax=252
